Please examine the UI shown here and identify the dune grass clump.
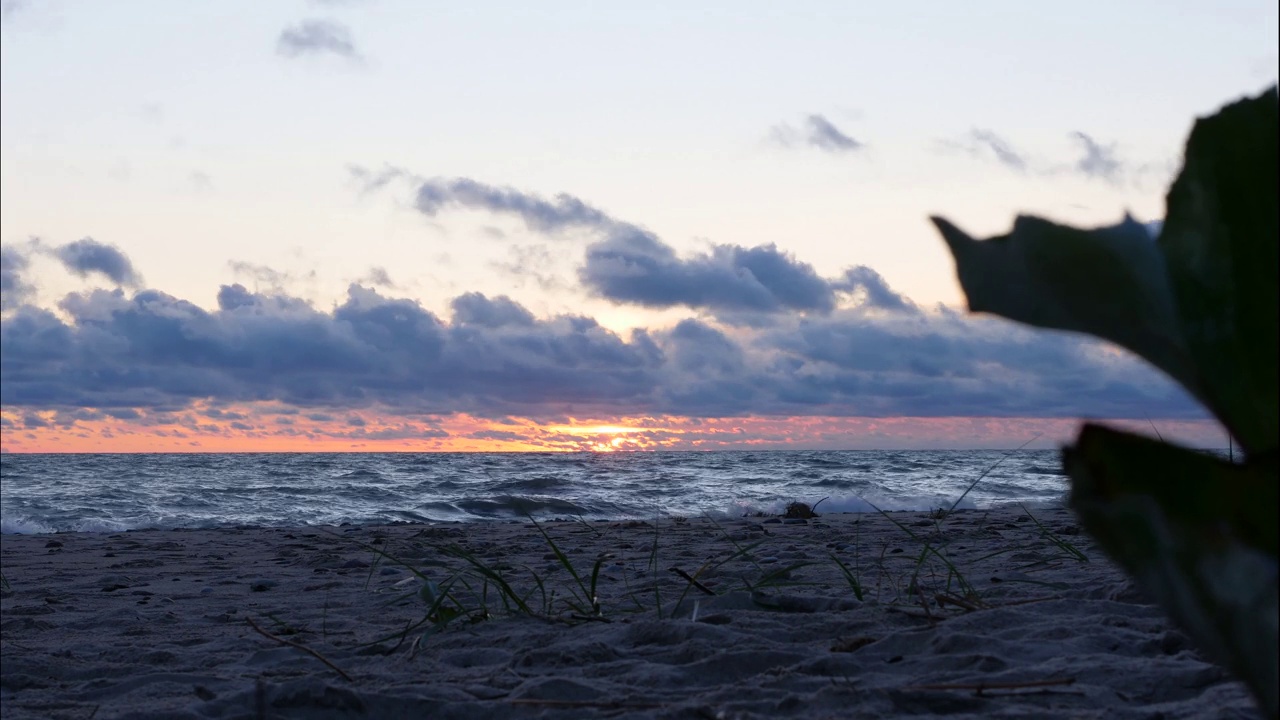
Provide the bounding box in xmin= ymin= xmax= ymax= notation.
xmin=337 ymin=481 xmax=1089 ymax=655
xmin=225 ymin=476 xmax=1095 ymax=689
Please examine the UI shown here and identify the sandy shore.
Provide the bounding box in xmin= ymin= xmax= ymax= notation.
xmin=0 ymin=505 xmax=1262 ymax=719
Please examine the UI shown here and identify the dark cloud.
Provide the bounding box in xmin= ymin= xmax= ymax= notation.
xmin=831 ymin=266 xmax=917 ymax=313
xmin=277 ymin=19 xmax=360 ymax=60
xmin=669 ymin=320 xmax=743 ymax=374
xmin=51 ymin=238 xmax=143 ymax=287
xmin=451 ymin=292 xmax=536 ymax=327
xmin=0 ymin=273 xmax=1202 ymax=422
xmin=1070 ymin=131 xmax=1123 ymax=182
xmin=771 ymin=114 xmax=863 ymax=154
xmin=581 ymin=231 xmax=837 ymax=315
xmin=1 ymin=245 xmax=34 ymax=309
xmin=803 ymin=115 xmax=862 ymax=153
xmin=1 ymin=196 xmax=1199 ymax=426
xmin=753 ymin=310 xmax=1196 ymax=419
xmin=413 ymin=177 xmax=618 ymax=234
xmin=0 ymin=281 xmax=665 ymax=417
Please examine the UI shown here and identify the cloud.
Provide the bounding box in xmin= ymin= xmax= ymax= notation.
xmin=490 ymin=244 xmax=566 ymax=291
xmin=0 ymin=281 xmax=665 ymax=417
xmin=1069 ymin=131 xmax=1123 ymax=182
xmin=228 ymin=261 xmax=315 ymax=294
xmin=398 ymin=176 xmax=899 ymax=318
xmin=467 ymin=429 xmax=525 ymax=442
xmin=957 ymin=129 xmax=1029 ymax=172
xmin=51 ymin=238 xmax=143 ymax=287
xmin=943 ymin=129 xmax=1134 ymax=183
xmin=803 ymin=115 xmax=862 ymax=153
xmin=413 ymin=177 xmax=617 ymax=234
xmin=580 ymin=231 xmax=838 ymax=315
xmin=450 ymin=292 xmax=536 ymax=327
xmin=831 ymin=266 xmax=917 ymax=313
xmin=0 ymin=267 xmax=1203 ymax=424
xmin=360 ymin=266 xmax=395 ymax=288
xmin=348 ymin=164 xmax=407 ymax=195
xmin=1 ymin=245 xmax=35 ymax=310
xmin=277 ymin=19 xmax=360 ymax=60
xmin=771 ymin=114 xmax=863 ymax=154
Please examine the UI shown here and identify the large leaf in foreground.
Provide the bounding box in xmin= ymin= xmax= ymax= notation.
xmin=931 ymin=86 xmax=1279 ymax=717
xmin=1065 ymin=424 xmax=1277 ymax=716
xmin=932 ymin=86 xmax=1277 ymax=453
xmin=1158 ymin=88 xmax=1278 ymax=454
xmin=931 ymin=214 xmax=1197 ymax=400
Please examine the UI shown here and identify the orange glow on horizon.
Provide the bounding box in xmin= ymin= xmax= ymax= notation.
xmin=0 ymin=402 xmax=1228 ymax=453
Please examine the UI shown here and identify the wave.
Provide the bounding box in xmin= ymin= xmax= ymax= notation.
xmin=454 ymin=495 xmax=592 ymax=519
xmin=1 ymin=450 xmax=1064 ymax=533
xmin=490 ymin=474 xmax=570 ymax=493
xmin=731 ymin=493 xmax=978 ymax=517
xmin=1022 ymin=464 xmax=1065 ymax=476
xmin=334 ymin=469 xmax=387 ymax=481
xmin=1 ymin=514 xmax=132 ymax=535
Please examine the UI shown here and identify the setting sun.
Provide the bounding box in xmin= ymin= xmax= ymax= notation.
xmin=548 ymin=425 xmax=653 ymax=436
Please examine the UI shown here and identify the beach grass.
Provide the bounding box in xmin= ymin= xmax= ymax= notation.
xmin=242 ymin=443 xmax=1098 ymax=672
xmin=321 ymin=506 xmax=1089 ymax=661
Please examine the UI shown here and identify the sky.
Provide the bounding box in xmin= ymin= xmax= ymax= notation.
xmin=1 ymin=0 xmax=1274 ymax=452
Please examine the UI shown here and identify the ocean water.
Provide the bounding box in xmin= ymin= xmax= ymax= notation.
xmin=0 ymin=450 xmax=1070 ymax=534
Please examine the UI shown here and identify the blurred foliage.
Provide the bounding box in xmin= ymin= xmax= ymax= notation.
xmin=932 ymin=86 xmax=1278 ymax=717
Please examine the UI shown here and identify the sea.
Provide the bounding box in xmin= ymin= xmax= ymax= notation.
xmin=0 ymin=450 xmax=1073 ymax=535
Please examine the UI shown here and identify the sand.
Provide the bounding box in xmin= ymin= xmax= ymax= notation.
xmin=0 ymin=505 xmax=1264 ymax=719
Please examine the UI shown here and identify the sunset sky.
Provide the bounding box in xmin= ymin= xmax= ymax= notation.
xmin=2 ymin=1 xmax=1274 ymax=452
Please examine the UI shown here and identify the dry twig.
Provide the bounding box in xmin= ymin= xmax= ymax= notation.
xmin=669 ymin=567 xmax=716 ymax=596
xmin=246 ymin=616 xmax=353 ymax=682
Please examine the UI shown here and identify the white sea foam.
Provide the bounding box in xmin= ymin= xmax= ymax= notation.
xmin=1 ymin=515 xmax=58 ymax=535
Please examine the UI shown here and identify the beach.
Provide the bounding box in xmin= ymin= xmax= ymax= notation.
xmin=0 ymin=505 xmax=1262 ymax=719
